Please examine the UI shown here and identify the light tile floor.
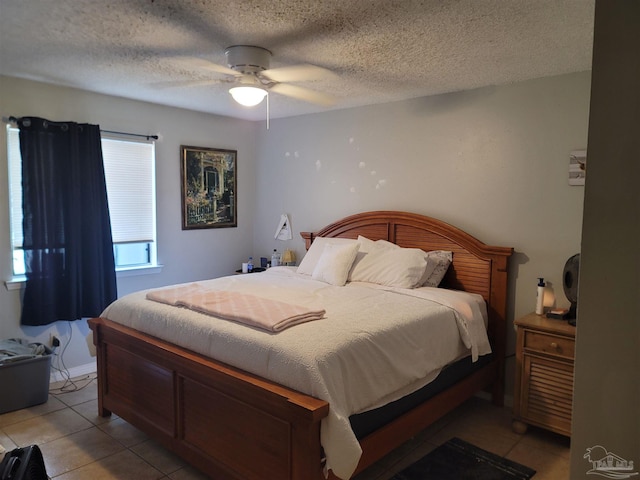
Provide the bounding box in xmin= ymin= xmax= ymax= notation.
xmin=0 ymin=375 xmax=570 ymax=479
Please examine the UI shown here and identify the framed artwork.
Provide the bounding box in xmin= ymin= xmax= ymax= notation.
xmin=180 ymin=145 xmax=237 ymax=229
xmin=569 ymin=150 xmax=586 ymax=186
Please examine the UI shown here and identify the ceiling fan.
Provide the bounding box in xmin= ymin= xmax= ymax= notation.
xmin=187 ymin=45 xmax=337 ymax=108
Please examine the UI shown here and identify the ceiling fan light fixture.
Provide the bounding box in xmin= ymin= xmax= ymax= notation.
xmin=229 ymin=86 xmax=267 ymax=107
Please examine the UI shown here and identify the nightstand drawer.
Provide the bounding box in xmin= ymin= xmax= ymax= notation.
xmin=524 ymin=330 xmax=575 ymax=358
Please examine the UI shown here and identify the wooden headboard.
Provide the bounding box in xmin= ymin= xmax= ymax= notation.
xmin=301 ymin=210 xmax=513 ymax=396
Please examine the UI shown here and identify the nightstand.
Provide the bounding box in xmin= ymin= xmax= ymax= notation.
xmin=234 ymin=267 xmax=266 ymax=274
xmin=512 ymin=312 xmax=576 ymax=437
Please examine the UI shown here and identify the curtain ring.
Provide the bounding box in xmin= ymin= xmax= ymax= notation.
xmin=61 ymin=124 xmax=69 ymax=132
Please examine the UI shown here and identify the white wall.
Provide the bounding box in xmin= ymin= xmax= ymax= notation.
xmin=0 ymin=76 xmax=260 ymax=370
xmin=570 ymin=1 xmax=639 ymax=475
xmin=0 ymin=72 xmax=591 ymax=391
xmin=253 ymin=72 xmax=591 ymax=391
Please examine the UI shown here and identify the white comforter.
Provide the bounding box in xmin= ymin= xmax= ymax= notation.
xmin=101 ymin=267 xmax=491 ymax=479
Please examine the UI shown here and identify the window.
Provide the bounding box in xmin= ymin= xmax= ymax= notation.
xmin=7 ymin=127 xmax=158 ymax=277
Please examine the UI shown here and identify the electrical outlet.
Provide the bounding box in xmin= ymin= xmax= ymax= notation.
xmin=51 ymin=335 xmax=60 ymax=348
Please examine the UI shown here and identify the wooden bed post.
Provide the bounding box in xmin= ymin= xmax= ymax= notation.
xmin=489 ymin=253 xmax=511 ymax=406
xmin=89 ymin=320 xmax=111 ymax=418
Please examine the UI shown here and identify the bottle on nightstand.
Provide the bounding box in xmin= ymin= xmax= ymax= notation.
xmin=535 ymin=278 xmax=545 ymax=315
xmin=271 ymin=249 xmax=280 ymax=267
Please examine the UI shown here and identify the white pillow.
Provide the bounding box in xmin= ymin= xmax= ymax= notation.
xmin=349 ymin=243 xmax=429 ymax=289
xmin=356 ymin=235 xmax=377 ymax=253
xmin=297 ymin=237 xmax=358 ymax=275
xmin=374 ymin=238 xmax=399 ymax=250
xmin=357 ymin=235 xmax=400 ymax=252
xmin=352 ymin=235 xmax=395 ymax=276
xmin=422 ymin=250 xmax=453 ymax=287
xmin=311 ymin=242 xmax=360 ymax=286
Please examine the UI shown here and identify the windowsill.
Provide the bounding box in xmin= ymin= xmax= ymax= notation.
xmin=115 ymin=264 xmax=164 ymax=277
xmin=5 ymin=276 xmax=26 ymax=291
xmin=4 ymin=264 xmax=164 ymax=291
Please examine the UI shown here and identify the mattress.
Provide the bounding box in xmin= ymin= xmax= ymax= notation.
xmin=100 ymin=266 xmax=491 ymax=479
xmin=350 ymin=353 xmax=493 ymax=439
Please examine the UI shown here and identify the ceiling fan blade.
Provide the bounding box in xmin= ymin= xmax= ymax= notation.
xmin=168 ymin=56 xmax=240 ymax=77
xmin=261 ymin=64 xmax=336 ymax=83
xmin=150 ymin=79 xmax=224 ymax=89
xmin=127 ymin=2 xmax=232 ymax=48
xmin=202 ymin=62 xmax=242 ymax=77
xmin=269 ymin=83 xmax=336 ymax=106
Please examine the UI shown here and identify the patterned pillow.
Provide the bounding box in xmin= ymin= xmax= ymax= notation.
xmin=422 ymin=251 xmax=453 ymax=287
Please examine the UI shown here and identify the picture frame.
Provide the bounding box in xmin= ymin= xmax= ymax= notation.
xmin=180 ymin=145 xmax=237 ymax=229
xmin=569 ymin=149 xmax=586 ymax=186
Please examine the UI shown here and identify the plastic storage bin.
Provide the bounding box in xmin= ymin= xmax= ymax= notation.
xmin=0 ymin=340 xmax=52 ymax=414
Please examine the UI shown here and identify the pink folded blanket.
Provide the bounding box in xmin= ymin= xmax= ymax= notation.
xmin=146 ymin=284 xmax=325 ymax=332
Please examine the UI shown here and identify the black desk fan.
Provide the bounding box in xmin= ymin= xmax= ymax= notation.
xmin=563 ymin=254 xmax=580 ymax=326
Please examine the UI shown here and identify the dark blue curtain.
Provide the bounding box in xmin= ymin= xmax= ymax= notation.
xmin=18 ymin=117 xmax=117 ymax=326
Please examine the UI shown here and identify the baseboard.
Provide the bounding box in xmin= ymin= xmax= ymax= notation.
xmin=50 ymin=360 xmax=97 ymax=384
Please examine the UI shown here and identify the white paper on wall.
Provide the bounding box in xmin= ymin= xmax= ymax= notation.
xmin=274 ymin=214 xmax=292 ymax=240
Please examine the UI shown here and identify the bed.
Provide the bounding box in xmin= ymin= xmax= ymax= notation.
xmin=88 ymin=210 xmax=512 ymax=480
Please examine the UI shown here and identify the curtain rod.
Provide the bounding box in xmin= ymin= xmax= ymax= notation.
xmin=3 ymin=116 xmax=158 ymax=140
xmin=100 ymin=130 xmax=159 ymax=141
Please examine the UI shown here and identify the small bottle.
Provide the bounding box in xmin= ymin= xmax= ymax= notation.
xmin=247 ymin=256 xmax=253 ymax=273
xmin=535 ymin=277 xmax=545 ymax=315
xmin=271 ymin=249 xmax=280 ymax=267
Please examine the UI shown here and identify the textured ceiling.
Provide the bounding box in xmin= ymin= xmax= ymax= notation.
xmin=0 ymin=0 xmax=595 ymax=121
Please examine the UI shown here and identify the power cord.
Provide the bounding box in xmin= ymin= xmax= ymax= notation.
xmin=48 ymin=321 xmax=96 ymax=395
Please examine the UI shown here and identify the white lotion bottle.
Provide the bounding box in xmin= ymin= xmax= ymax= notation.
xmin=536 ymin=277 xmax=545 ymax=315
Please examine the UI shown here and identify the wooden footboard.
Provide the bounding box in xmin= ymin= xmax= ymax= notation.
xmin=89 ymin=317 xmax=329 ymax=480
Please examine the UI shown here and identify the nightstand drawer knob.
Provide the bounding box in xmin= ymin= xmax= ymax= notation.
xmin=550 ymin=342 xmax=559 ymax=349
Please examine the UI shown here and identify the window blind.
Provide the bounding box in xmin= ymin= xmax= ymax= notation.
xmin=101 ymin=136 xmax=155 ymax=244
xmin=7 ymin=127 xmax=23 ymax=248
